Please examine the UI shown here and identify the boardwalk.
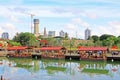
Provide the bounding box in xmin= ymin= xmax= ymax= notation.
xmin=107 ymin=53 xmax=120 ymax=61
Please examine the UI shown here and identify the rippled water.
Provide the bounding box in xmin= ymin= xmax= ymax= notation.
xmin=0 ymin=57 xmax=120 ymax=80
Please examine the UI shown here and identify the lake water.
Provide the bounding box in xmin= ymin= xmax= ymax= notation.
xmin=0 ymin=57 xmax=120 ymax=80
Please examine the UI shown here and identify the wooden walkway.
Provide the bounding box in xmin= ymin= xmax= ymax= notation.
xmin=107 ymin=54 xmax=120 ymax=61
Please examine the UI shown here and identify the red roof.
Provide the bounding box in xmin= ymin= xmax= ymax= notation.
xmin=7 ymin=46 xmax=28 ymax=50
xmin=40 ymin=46 xmax=65 ymax=51
xmin=0 ymin=44 xmax=2 ymax=47
xmin=78 ymin=47 xmax=107 ymax=51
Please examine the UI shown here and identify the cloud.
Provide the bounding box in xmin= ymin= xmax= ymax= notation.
xmin=72 ymin=18 xmax=90 ymax=27
xmin=65 ymin=23 xmax=77 ymax=30
xmin=108 ymin=21 xmax=120 ymax=36
xmin=1 ymin=23 xmax=18 ymax=39
xmin=64 ymin=18 xmax=90 ymax=38
xmin=91 ymin=21 xmax=120 ymax=37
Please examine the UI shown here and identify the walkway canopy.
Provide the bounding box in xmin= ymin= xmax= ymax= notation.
xmin=39 ymin=46 xmax=66 ymax=51
xmin=7 ymin=46 xmax=28 ymax=50
xmin=78 ymin=46 xmax=108 ymax=51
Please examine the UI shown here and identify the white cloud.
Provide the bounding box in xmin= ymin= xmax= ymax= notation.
xmin=108 ymin=21 xmax=120 ymax=36
xmin=0 ymin=0 xmax=120 ymax=39
xmin=0 ymin=23 xmax=18 ymax=39
xmin=65 ymin=23 xmax=77 ymax=30
xmin=72 ymin=18 xmax=90 ymax=27
xmin=64 ymin=18 xmax=90 ymax=38
xmin=91 ymin=21 xmax=120 ymax=37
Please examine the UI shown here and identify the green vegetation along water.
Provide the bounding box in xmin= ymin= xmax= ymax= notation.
xmin=0 ymin=57 xmax=120 ymax=80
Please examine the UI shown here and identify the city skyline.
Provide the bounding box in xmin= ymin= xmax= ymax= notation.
xmin=0 ymin=0 xmax=120 ymax=39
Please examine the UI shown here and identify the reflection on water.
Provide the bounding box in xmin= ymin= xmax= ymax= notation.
xmin=0 ymin=57 xmax=120 ymax=80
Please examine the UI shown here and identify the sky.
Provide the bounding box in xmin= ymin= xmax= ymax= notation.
xmin=0 ymin=0 xmax=120 ymax=39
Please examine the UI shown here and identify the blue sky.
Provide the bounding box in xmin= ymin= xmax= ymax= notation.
xmin=0 ymin=0 xmax=120 ymax=39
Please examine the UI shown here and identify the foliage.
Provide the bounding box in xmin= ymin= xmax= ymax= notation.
xmin=100 ymin=34 xmax=115 ymax=41
xmin=65 ymin=32 xmax=69 ymax=39
xmin=8 ymin=40 xmax=21 ymax=46
xmin=11 ymin=32 xmax=120 ymax=48
xmin=91 ymin=35 xmax=99 ymax=43
xmin=13 ymin=32 xmax=38 ymax=46
xmin=0 ymin=41 xmax=8 ymax=47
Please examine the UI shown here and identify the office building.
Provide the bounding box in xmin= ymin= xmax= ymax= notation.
xmin=59 ymin=30 xmax=65 ymax=37
xmin=2 ymin=32 xmax=9 ymax=39
xmin=34 ymin=19 xmax=39 ymax=37
xmin=44 ymin=27 xmax=47 ymax=37
xmin=85 ymin=28 xmax=91 ymax=40
xmin=48 ymin=31 xmax=55 ymax=37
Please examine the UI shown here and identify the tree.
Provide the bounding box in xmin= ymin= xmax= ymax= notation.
xmin=8 ymin=40 xmax=21 ymax=46
xmin=13 ymin=32 xmax=37 ymax=46
xmin=102 ymin=36 xmax=116 ymax=47
xmin=65 ymin=32 xmax=69 ymax=39
xmin=91 ymin=35 xmax=99 ymax=43
xmin=100 ymin=34 xmax=115 ymax=41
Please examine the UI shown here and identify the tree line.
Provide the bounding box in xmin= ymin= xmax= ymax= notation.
xmin=7 ymin=32 xmax=120 ymax=48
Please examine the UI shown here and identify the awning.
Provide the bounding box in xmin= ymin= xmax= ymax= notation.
xmin=40 ymin=46 xmax=66 ymax=51
xmin=78 ymin=47 xmax=108 ymax=51
xmin=7 ymin=46 xmax=28 ymax=50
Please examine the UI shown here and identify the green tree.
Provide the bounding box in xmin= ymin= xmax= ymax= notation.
xmin=100 ymin=34 xmax=115 ymax=41
xmin=102 ymin=36 xmax=116 ymax=47
xmin=91 ymin=35 xmax=99 ymax=43
xmin=13 ymin=32 xmax=37 ymax=46
xmin=65 ymin=32 xmax=69 ymax=39
xmin=8 ymin=40 xmax=21 ymax=46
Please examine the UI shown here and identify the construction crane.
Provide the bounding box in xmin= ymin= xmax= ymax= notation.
xmin=22 ymin=12 xmax=35 ymax=33
xmin=28 ymin=13 xmax=35 ymax=33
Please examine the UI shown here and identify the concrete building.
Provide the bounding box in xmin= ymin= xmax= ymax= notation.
xmin=44 ymin=27 xmax=47 ymax=37
xmin=48 ymin=31 xmax=55 ymax=37
xmin=34 ymin=19 xmax=39 ymax=37
xmin=59 ymin=30 xmax=65 ymax=37
xmin=1 ymin=32 xmax=9 ymax=39
xmin=85 ymin=28 xmax=91 ymax=40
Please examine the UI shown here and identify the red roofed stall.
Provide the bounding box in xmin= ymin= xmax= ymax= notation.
xmin=7 ymin=46 xmax=32 ymax=58
xmin=7 ymin=46 xmax=28 ymax=50
xmin=78 ymin=46 xmax=108 ymax=60
xmin=78 ymin=47 xmax=108 ymax=51
xmin=39 ymin=46 xmax=66 ymax=59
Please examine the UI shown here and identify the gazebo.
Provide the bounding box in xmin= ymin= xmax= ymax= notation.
xmin=78 ymin=46 xmax=108 ymax=60
xmin=39 ymin=46 xmax=66 ymax=59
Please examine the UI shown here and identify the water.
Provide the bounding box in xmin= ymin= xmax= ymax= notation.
xmin=0 ymin=57 xmax=120 ymax=80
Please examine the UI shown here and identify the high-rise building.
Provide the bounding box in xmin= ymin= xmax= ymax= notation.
xmin=44 ymin=27 xmax=47 ymax=37
xmin=34 ymin=19 xmax=39 ymax=37
xmin=2 ymin=32 xmax=9 ymax=39
xmin=48 ymin=31 xmax=55 ymax=37
xmin=85 ymin=28 xmax=91 ymax=40
xmin=59 ymin=30 xmax=65 ymax=37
